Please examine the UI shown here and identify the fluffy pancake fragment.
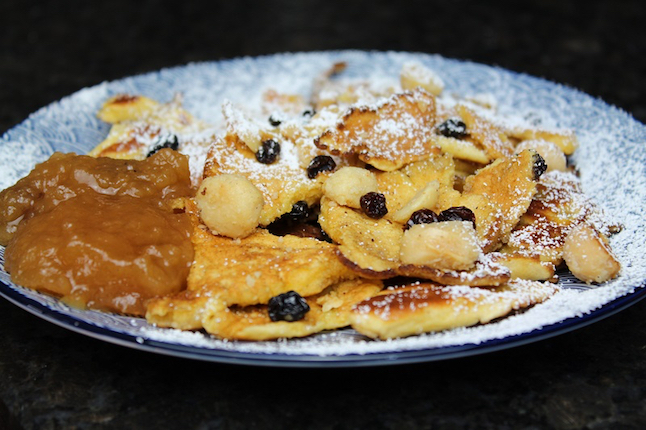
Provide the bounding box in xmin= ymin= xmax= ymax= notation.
xmin=319 ymin=197 xmax=511 ymax=285
xmin=319 ymin=197 xmax=403 ymax=276
xmin=202 ymin=129 xmax=325 ymax=227
xmin=375 ymin=152 xmax=458 ymax=221
xmin=459 ymin=149 xmax=541 ymax=252
xmin=187 ymin=227 xmax=352 ymax=306
xmin=350 ymin=279 xmax=559 ymax=340
xmin=315 ymin=88 xmax=440 ymax=171
xmin=397 ymin=252 xmax=510 ymax=287
xmin=89 ymin=94 xmax=214 ymax=184
xmin=455 ymin=104 xmax=515 ymax=160
xmin=146 ymin=198 xmax=357 ymax=329
xmin=319 ymin=150 xmax=541 ymax=279
xmin=506 ymin=126 xmax=579 ymax=155
xmin=200 ymin=279 xmax=383 ymax=340
xmin=497 ymin=170 xmax=617 ymax=280
xmin=90 ymin=94 xmax=211 ymax=159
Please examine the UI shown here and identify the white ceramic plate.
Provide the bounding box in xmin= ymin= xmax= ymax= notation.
xmin=1 ymin=51 xmax=645 ymax=367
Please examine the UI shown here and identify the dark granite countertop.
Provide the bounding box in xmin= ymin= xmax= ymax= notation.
xmin=2 ymin=1 xmax=646 ymax=429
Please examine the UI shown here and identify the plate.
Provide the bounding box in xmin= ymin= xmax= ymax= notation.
xmin=1 ymin=51 xmax=646 ymax=367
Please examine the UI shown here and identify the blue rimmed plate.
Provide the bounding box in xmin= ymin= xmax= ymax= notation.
xmin=2 ymin=51 xmax=645 ymax=367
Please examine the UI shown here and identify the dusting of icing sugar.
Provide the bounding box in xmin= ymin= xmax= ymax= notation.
xmin=2 ymin=51 xmax=646 ymax=361
xmin=179 ymin=129 xmax=219 ymax=185
xmin=316 ymin=76 xmax=400 ymax=109
xmin=401 ymin=61 xmax=445 ymax=91
xmin=353 ymin=282 xmax=546 ymax=321
xmin=448 ymin=252 xmax=510 ymax=283
xmin=314 ymin=89 xmax=438 ymax=167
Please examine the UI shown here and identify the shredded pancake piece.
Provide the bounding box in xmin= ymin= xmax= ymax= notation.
xmin=315 ymin=88 xmax=440 ymax=171
xmin=351 ymin=279 xmax=559 ymax=340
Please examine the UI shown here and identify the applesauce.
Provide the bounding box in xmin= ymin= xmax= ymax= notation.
xmin=0 ymin=149 xmax=194 ymax=315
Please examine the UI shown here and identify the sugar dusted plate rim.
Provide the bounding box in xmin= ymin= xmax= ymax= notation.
xmin=1 ymin=50 xmax=645 ymax=367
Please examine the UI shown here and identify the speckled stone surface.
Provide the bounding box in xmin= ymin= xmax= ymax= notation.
xmin=1 ymin=1 xmax=646 ymax=429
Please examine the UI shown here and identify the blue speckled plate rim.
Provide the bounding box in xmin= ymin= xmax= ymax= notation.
xmin=1 ymin=278 xmax=645 ymax=367
xmin=1 ymin=50 xmax=645 ymax=367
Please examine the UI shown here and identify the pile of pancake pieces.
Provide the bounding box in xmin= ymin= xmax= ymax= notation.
xmin=89 ymin=61 xmax=621 ymax=341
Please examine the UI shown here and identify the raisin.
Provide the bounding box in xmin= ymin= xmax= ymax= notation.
xmin=307 ymin=155 xmax=336 ymax=179
xmin=268 ymin=291 xmax=310 ymax=322
xmin=405 ymin=209 xmax=440 ymax=230
xmin=302 ymin=108 xmax=316 ymax=118
xmin=146 ymin=133 xmax=179 ymax=157
xmin=272 ymin=207 xmax=332 ymax=242
xmin=256 ymin=139 xmax=281 ymax=164
xmin=439 ymin=206 xmax=476 ymax=228
xmin=267 ymin=201 xmax=321 ymax=237
xmin=437 ymin=118 xmax=468 ymax=139
xmin=287 ymin=200 xmax=310 ymax=222
xmin=360 ymin=192 xmax=388 ymax=219
xmin=268 ymin=223 xmax=331 ymax=241
xmin=533 ymin=152 xmax=547 ymax=180
xmin=268 ymin=115 xmax=282 ymax=127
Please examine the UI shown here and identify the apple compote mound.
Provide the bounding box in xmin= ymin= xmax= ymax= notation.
xmin=0 ymin=149 xmax=194 ymax=315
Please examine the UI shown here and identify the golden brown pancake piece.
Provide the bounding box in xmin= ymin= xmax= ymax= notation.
xmin=459 ymin=149 xmax=541 ymax=252
xmin=496 ymin=169 xmax=617 ymax=280
xmin=315 ymin=88 xmax=439 ymax=171
xmin=319 ymin=197 xmax=511 ymax=285
xmin=90 ymin=94 xmax=210 ymax=160
xmin=200 ymin=279 xmax=383 ymax=341
xmin=350 ymin=279 xmax=559 ymax=340
xmin=202 ymin=134 xmax=325 ymax=226
xmin=146 ymin=198 xmax=357 ymax=329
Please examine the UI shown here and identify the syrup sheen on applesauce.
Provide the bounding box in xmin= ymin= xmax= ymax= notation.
xmin=0 ymin=149 xmax=194 ymax=316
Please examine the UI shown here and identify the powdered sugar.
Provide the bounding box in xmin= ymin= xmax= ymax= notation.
xmin=1 ymin=51 xmax=645 ymax=364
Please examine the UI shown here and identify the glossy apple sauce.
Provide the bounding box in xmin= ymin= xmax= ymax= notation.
xmin=0 ymin=149 xmax=194 ymax=316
